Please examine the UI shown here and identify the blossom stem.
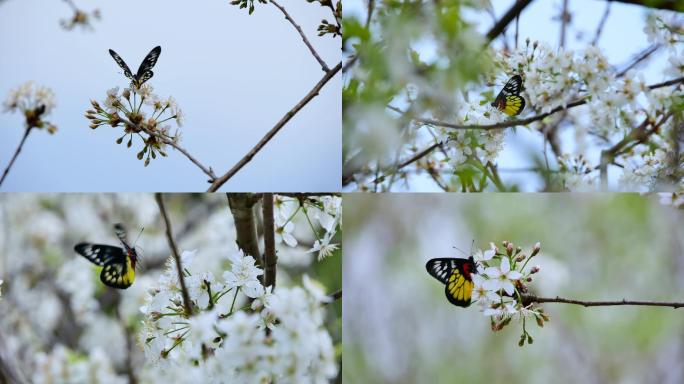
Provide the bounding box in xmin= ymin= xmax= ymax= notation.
xmin=270 ymin=0 xmax=330 ymax=72
xmin=229 ymin=287 xmax=241 ymax=315
xmin=523 ymin=295 xmax=684 ymax=308
xmin=262 ymin=193 xmax=277 ymax=290
xmin=155 ymin=193 xmax=193 ymax=317
xmin=0 ymin=127 xmax=32 ymax=188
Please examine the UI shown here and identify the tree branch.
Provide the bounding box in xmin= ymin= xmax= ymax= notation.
xmin=262 ymin=193 xmax=277 ymax=290
xmin=207 ymin=61 xmax=342 ymax=191
xmin=485 ymin=0 xmax=534 ymax=43
xmin=0 ymin=128 xmax=32 ymax=188
xmin=270 ymin=0 xmax=330 ymax=72
xmin=524 ymin=295 xmax=684 ymax=308
xmin=226 ymin=193 xmax=263 ymax=270
xmin=155 ymin=193 xmax=193 ymax=317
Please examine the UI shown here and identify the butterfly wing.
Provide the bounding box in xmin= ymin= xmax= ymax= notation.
xmin=100 ymin=258 xmax=135 ymax=289
xmin=502 ymin=94 xmax=525 ymax=116
xmin=75 ymin=243 xmax=126 ymax=266
xmin=135 ymin=46 xmax=161 ymax=82
xmin=109 ymin=49 xmax=134 ymax=80
xmin=426 ymin=257 xmax=475 ymax=307
xmin=491 ymin=75 xmax=525 ymax=116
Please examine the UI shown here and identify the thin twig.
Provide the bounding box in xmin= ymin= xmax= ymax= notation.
xmin=270 ymin=0 xmax=330 ymax=72
xmin=365 ymin=0 xmax=375 ymax=28
xmin=61 ymin=0 xmax=78 ymax=11
xmin=592 ymin=1 xmax=611 ymax=45
xmin=524 ymin=295 xmax=684 ymax=308
xmin=207 ymin=61 xmax=342 ymax=191
xmin=485 ymin=0 xmax=534 ymax=43
xmin=0 ymin=128 xmax=32 ymax=188
xmin=155 ymin=193 xmax=192 ymax=317
xmin=617 ymin=44 xmax=659 ymax=77
xmin=262 ymin=193 xmax=277 ymax=290
xmin=136 ymin=124 xmax=216 ymax=182
xmin=559 ymin=0 xmax=569 ymax=49
xmin=599 ymin=113 xmax=672 ymax=188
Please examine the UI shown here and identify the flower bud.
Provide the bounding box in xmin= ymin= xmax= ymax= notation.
xmin=532 ymin=242 xmax=541 ymax=256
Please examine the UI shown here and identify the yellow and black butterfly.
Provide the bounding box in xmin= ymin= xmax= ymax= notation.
xmin=425 ymin=256 xmax=477 ymax=307
xmin=491 ymin=74 xmax=525 ymax=116
xmin=74 ymin=223 xmax=139 ymax=289
xmin=109 ymin=46 xmax=162 ymax=89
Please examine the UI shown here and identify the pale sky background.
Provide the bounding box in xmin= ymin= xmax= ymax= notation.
xmin=0 ymin=0 xmax=341 ymax=192
xmin=344 ymin=0 xmax=673 ymax=191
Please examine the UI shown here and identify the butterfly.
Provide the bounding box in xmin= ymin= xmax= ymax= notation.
xmin=109 ymin=46 xmax=162 ymax=88
xmin=491 ymin=74 xmax=525 ymax=116
xmin=74 ymin=223 xmax=139 ymax=289
xmin=425 ymin=256 xmax=477 ymax=307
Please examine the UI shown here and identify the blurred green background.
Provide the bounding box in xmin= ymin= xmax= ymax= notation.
xmin=343 ymin=194 xmax=684 ymax=384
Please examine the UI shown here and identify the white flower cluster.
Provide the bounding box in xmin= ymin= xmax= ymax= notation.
xmin=86 ymin=85 xmax=184 ymax=166
xmin=3 ymin=81 xmax=56 ymax=114
xmin=3 ymin=81 xmax=58 ymax=133
xmin=469 ymin=242 xmax=547 ymax=331
xmin=274 ymin=195 xmax=342 ymax=260
xmin=139 ymin=248 xmax=337 ymax=383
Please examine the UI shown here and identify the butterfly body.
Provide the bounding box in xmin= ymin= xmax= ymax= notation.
xmin=109 ymin=46 xmax=161 ymax=88
xmin=491 ymin=75 xmax=525 ymax=116
xmin=75 ymin=223 xmax=137 ymax=289
xmin=425 ymin=256 xmax=476 ymax=307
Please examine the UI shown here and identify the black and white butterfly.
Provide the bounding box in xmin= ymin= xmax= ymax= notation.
xmin=109 ymin=46 xmax=162 ymax=88
xmin=491 ymin=74 xmax=526 ymax=116
xmin=74 ymin=223 xmax=139 ymax=289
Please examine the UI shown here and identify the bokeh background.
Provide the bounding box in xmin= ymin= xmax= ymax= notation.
xmin=343 ymin=193 xmax=684 ymax=383
xmin=0 ymin=193 xmax=342 ymax=382
xmin=0 ymin=0 xmax=341 ymax=191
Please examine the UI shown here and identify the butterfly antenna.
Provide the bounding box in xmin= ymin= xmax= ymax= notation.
xmin=134 ymin=227 xmax=144 ymax=246
xmin=133 ymin=227 xmax=145 ymax=270
xmin=451 ymin=245 xmax=468 ymax=257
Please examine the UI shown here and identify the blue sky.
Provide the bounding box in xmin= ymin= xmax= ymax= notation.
xmin=344 ymin=0 xmax=670 ymax=191
xmin=0 ymin=0 xmax=341 ymax=192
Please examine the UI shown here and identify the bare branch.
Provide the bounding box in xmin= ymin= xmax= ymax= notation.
xmin=262 ymin=193 xmax=277 ymax=290
xmin=0 ymin=128 xmax=32 ymax=188
xmin=524 ymin=295 xmax=684 ymax=308
xmin=155 ymin=193 xmax=193 ymax=317
xmin=559 ymin=0 xmax=569 ymax=49
xmin=617 ymin=44 xmax=659 ymax=77
xmin=134 ymin=124 xmax=217 ymax=182
xmin=270 ymin=0 xmax=330 ymax=72
xmin=208 ymin=61 xmax=342 ymax=191
xmin=485 ymin=0 xmax=534 ymax=43
xmin=592 ymin=1 xmax=611 ymax=45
